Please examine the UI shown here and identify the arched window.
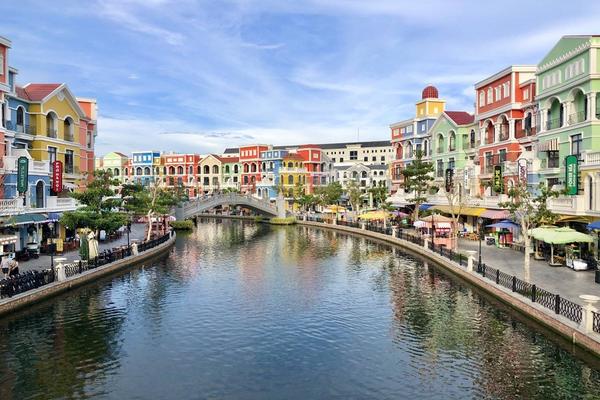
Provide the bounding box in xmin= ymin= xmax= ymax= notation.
xmin=288 ymin=175 xmax=294 ymax=185
xmin=251 ymin=176 xmax=256 ymax=183
xmin=124 ymin=168 xmax=128 ymax=176
xmin=361 ymin=171 xmax=367 ymax=178
xmin=197 ymin=165 xmax=201 ymax=174
xmin=114 ymin=168 xmax=120 ymax=176
xmin=169 ymin=166 xmax=175 ymax=175
xmin=177 ymin=166 xmax=184 ymax=175
xmin=243 ymin=164 xmax=249 ymax=173
xmin=251 ymin=163 xmax=257 ymax=173
xmin=136 ymin=167 xmax=142 ymax=176
xmin=449 ymin=131 xmax=456 ymax=151
xmin=35 ymin=181 xmax=45 ymax=208
xmin=46 ymin=112 xmax=57 ymax=137
xmin=243 ymin=176 xmax=248 ymax=184
xmin=189 ymin=166 xmax=193 ymax=174
xmin=588 ymin=175 xmax=594 ymax=210
xmin=288 ymin=162 xmax=293 ymax=168
xmin=225 ymin=165 xmax=230 ymax=174
xmin=64 ymin=117 xmax=74 ymax=141
xmin=212 ymin=165 xmax=219 ymax=174
xmin=144 ymin=167 xmax=151 ymax=175
xmin=234 ymin=165 xmax=239 ymax=174
xmin=16 ymin=106 xmax=24 ymax=131
xmin=204 ymin=165 xmax=210 ymax=174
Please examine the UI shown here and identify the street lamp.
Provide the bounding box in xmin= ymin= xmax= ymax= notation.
xmin=477 ymin=217 xmax=484 ymax=269
xmin=126 ymin=219 xmax=131 ymax=248
xmin=48 ymin=221 xmax=55 ymax=268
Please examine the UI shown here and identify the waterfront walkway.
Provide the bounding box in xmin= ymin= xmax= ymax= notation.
xmin=15 ymin=224 xmax=146 ymax=274
xmin=458 ymin=238 xmax=599 ymax=305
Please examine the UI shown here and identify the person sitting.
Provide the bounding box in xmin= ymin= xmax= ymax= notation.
xmin=7 ymin=257 xmax=19 ymax=278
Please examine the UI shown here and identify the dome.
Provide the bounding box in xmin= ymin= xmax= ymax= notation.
xmin=422 ymin=85 xmax=439 ymax=99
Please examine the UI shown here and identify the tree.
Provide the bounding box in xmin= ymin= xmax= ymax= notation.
xmin=401 ymin=150 xmax=435 ymax=222
xmin=443 ymin=174 xmax=468 ymax=250
xmin=346 ymin=179 xmax=363 ymax=214
xmin=498 ymin=182 xmax=559 ymax=281
xmin=121 ymin=180 xmax=182 ymax=241
xmin=60 ymin=170 xmax=127 ymax=234
xmin=319 ymin=182 xmax=343 ymax=206
xmin=368 ymin=185 xmax=394 ymax=229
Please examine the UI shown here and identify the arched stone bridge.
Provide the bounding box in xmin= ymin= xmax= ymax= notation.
xmin=176 ymin=193 xmax=283 ymax=220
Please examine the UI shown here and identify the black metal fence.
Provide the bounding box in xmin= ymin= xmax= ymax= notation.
xmin=306 ymin=217 xmax=597 ymax=334
xmin=0 ymin=232 xmax=172 ymax=300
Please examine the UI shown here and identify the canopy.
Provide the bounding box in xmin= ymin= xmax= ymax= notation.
xmin=528 ymin=226 xmax=558 ymax=241
xmin=322 ymin=205 xmax=347 ymax=213
xmin=0 ymin=213 xmax=52 ymax=226
xmin=419 ymin=214 xmax=452 ymax=223
xmin=432 ymin=205 xmax=486 ymax=217
xmin=587 ymin=220 xmax=600 ymax=231
xmin=531 ymin=226 xmax=593 ymax=244
xmin=358 ymin=210 xmax=391 ymax=220
xmin=480 ymin=209 xmax=510 ymax=220
xmin=392 ymin=211 xmax=410 ymax=217
xmin=414 ymin=221 xmax=427 ymax=228
xmin=486 ymin=220 xmax=519 ymax=230
xmin=419 ymin=204 xmax=433 ymax=211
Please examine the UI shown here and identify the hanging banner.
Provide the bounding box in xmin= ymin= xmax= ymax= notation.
xmin=493 ymin=165 xmax=503 ymax=193
xmin=565 ymin=155 xmax=579 ymax=195
xmin=517 ymin=158 xmax=528 ymax=185
xmin=17 ymin=156 xmax=29 ymax=194
xmin=445 ymin=168 xmax=454 ymax=192
xmin=52 ymin=160 xmax=63 ymax=193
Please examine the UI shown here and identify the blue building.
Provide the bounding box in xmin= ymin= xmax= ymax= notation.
xmin=131 ymin=151 xmax=160 ymax=186
xmin=256 ymin=149 xmax=287 ymax=201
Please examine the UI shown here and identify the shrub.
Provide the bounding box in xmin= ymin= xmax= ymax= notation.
xmin=170 ymin=220 xmax=194 ymax=230
xmin=269 ymin=217 xmax=297 ymax=225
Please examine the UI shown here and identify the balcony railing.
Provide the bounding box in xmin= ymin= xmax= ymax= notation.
xmin=568 ymin=111 xmax=586 ymax=125
xmin=540 ymin=158 xmax=560 ymax=169
xmin=47 ymin=128 xmax=57 ymax=138
xmin=516 ymin=126 xmax=537 ymax=137
xmin=279 ymin=167 xmax=307 ymax=173
xmin=65 ymin=133 xmax=75 ymax=142
xmin=2 ymin=156 xmax=50 ymax=174
xmin=499 ymin=127 xmax=509 ymax=141
xmin=546 ymin=118 xmax=561 ymax=131
xmin=5 ymin=121 xmax=36 ymax=135
xmin=462 ymin=140 xmax=480 ymax=150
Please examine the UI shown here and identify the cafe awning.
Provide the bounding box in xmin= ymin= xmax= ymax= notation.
xmin=480 ymin=209 xmax=510 ymax=220
xmin=539 ymin=138 xmax=559 ymax=152
xmin=530 ymin=226 xmax=593 ymax=244
xmin=0 ymin=213 xmax=52 ymax=226
xmin=431 ymin=205 xmax=486 ymax=217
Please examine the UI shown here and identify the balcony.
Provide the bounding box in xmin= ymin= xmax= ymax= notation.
xmin=540 ymin=158 xmax=560 ymax=169
xmin=3 ymin=156 xmax=50 ymax=175
xmin=568 ymin=111 xmax=586 ymax=125
xmin=516 ymin=126 xmax=537 ymax=138
xmin=279 ymin=167 xmax=307 ymax=173
xmin=498 ymin=127 xmax=509 ymax=141
xmin=462 ymin=140 xmax=480 ymax=150
xmin=546 ymin=118 xmax=561 ymax=131
xmin=548 ymin=195 xmax=586 ymax=215
xmin=581 ymin=151 xmax=600 ymax=168
xmin=47 ymin=128 xmax=57 ymax=138
xmin=5 ymin=121 xmax=36 ymax=135
xmin=0 ymin=198 xmax=25 ymax=216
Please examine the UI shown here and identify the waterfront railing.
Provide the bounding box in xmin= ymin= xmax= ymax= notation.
xmin=0 ymin=233 xmax=172 ymax=300
xmin=306 ymin=217 xmax=600 ymax=335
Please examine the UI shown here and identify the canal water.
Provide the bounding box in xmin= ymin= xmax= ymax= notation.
xmin=1 ymin=220 xmax=600 ymax=400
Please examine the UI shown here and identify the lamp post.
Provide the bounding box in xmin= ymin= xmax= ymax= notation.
xmin=126 ymin=219 xmax=131 ymax=248
xmin=477 ymin=217 xmax=483 ymax=269
xmin=48 ymin=221 xmax=55 ymax=268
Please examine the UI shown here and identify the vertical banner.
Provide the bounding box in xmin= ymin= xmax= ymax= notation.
xmin=565 ymin=155 xmax=579 ymax=195
xmin=517 ymin=158 xmax=528 ymax=185
xmin=445 ymin=168 xmax=454 ymax=192
xmin=493 ymin=165 xmax=503 ymax=193
xmin=17 ymin=156 xmax=29 ymax=194
xmin=52 ymin=160 xmax=63 ymax=193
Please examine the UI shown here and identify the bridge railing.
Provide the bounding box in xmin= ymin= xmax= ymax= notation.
xmin=181 ymin=194 xmax=278 ymax=218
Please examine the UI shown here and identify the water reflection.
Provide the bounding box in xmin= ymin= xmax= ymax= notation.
xmin=0 ymin=220 xmax=599 ymax=399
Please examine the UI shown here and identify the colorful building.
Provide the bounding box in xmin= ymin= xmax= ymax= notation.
xmin=221 ymin=157 xmax=240 ymax=191
xmin=239 ymin=144 xmax=269 ymax=193
xmin=475 ymin=65 xmax=537 ymax=197
xmin=162 ymin=153 xmax=201 ymax=196
xmin=96 ymin=152 xmax=129 ymax=182
xmin=256 ymin=149 xmax=287 ymax=200
xmin=131 ymin=151 xmax=161 ymax=186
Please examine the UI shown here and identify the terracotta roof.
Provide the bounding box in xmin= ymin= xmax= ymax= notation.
xmin=221 ymin=156 xmax=239 ymax=163
xmin=422 ymin=85 xmax=439 ymax=99
xmin=445 ymin=111 xmax=474 ymax=125
xmin=15 ymin=86 xmax=31 ymax=101
xmin=19 ymin=83 xmax=62 ymax=101
xmin=284 ymin=153 xmax=305 ymax=161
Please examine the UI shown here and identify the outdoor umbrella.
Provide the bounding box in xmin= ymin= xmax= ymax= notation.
xmin=392 ymin=211 xmax=410 ymax=218
xmin=540 ymin=227 xmax=593 ymax=245
xmin=358 ymin=210 xmax=391 ymax=220
xmin=587 ymin=220 xmax=600 ymax=231
xmin=486 ymin=220 xmax=519 ymax=229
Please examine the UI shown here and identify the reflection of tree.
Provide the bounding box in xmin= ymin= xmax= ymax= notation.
xmin=0 ymin=287 xmax=125 ymax=399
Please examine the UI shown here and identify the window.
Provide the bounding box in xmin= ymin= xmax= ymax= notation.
xmin=177 ymin=166 xmax=184 ymax=174
xmin=380 ymin=156 xmax=385 ymax=161
xmin=349 ymin=150 xmax=358 ymax=160
xmin=548 ymin=151 xmax=560 ymax=168
xmin=64 ymin=117 xmax=74 ymax=141
xmin=340 ymin=158 xmax=344 ymax=162
xmin=498 ymin=149 xmax=507 ymax=163
xmin=372 ymin=156 xmax=376 ymax=162
xmin=46 ymin=112 xmax=57 ymax=137
xmin=487 ymin=88 xmax=493 ymax=104
xmin=448 ymin=158 xmax=455 ymax=170
xmin=16 ymin=107 xmax=24 ymax=128
xmin=48 ymin=146 xmax=57 ymax=170
xmin=571 ymin=133 xmax=583 ymax=160
xmin=495 ymin=86 xmax=501 ymax=100
xmin=479 ymin=91 xmax=485 ymax=107
xmin=87 ymin=131 xmax=93 ymax=149
xmin=363 ymin=156 xmax=368 ymax=162
xmin=0 ymin=52 xmax=3 ymax=76
xmin=523 ymin=88 xmax=529 ymax=100
xmin=65 ymin=150 xmax=74 ymax=173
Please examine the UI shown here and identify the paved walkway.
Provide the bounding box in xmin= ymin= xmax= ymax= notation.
xmin=458 ymin=238 xmax=599 ymax=304
xmin=14 ymin=224 xmax=146 ymax=274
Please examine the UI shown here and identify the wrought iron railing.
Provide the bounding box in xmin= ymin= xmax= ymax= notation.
xmin=0 ymin=232 xmax=172 ymax=299
xmin=546 ymin=118 xmax=562 ymax=130
xmin=568 ymin=111 xmax=587 ymax=125
xmin=593 ymin=311 xmax=600 ymax=334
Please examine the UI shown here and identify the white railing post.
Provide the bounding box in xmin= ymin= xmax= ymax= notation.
xmin=579 ymin=295 xmax=600 ymax=334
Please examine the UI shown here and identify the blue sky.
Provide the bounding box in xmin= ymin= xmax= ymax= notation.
xmin=2 ymin=0 xmax=600 ymax=156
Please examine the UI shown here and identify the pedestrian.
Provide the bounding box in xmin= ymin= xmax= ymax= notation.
xmin=8 ymin=258 xmax=19 ymax=278
xmin=0 ymin=256 xmax=7 ymax=279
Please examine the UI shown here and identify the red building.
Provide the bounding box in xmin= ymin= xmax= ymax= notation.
xmin=239 ymin=144 xmax=269 ymax=193
xmin=162 ymin=153 xmax=202 ymax=197
xmin=297 ymin=144 xmax=328 ymax=193
xmin=77 ymin=98 xmax=97 ymax=187
xmin=475 ymin=66 xmax=537 ymax=195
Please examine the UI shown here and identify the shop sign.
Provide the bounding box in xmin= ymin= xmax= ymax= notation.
xmin=565 ymin=155 xmax=579 ymax=195
xmin=517 ymin=158 xmax=528 ymax=185
xmin=52 ymin=160 xmax=63 ymax=193
xmin=17 ymin=156 xmax=29 ymax=193
xmin=493 ymin=165 xmax=503 ymax=193
xmin=445 ymin=168 xmax=454 ymax=192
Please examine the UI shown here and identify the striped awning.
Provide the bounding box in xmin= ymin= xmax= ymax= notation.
xmin=539 ymin=138 xmax=559 ymax=152
xmin=431 ymin=205 xmax=486 ymax=217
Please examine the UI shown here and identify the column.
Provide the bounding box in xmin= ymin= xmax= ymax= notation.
xmin=539 ymin=108 xmax=546 ymax=132
xmin=494 ymin=123 xmax=499 ymax=143
xmin=509 ymin=119 xmax=516 ymax=140
xmin=589 ymin=92 xmax=597 ymax=121
xmin=561 ymin=102 xmax=568 ymax=127
xmin=480 ymin=128 xmax=486 ymax=145
xmin=564 ymin=101 xmax=572 ymax=125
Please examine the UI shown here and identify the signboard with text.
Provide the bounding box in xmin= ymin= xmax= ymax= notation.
xmin=445 ymin=168 xmax=454 ymax=193
xmin=517 ymin=158 xmax=528 ymax=185
xmin=52 ymin=160 xmax=63 ymax=193
xmin=493 ymin=165 xmax=503 ymax=193
xmin=565 ymin=155 xmax=579 ymax=195
xmin=17 ymin=156 xmax=29 ymax=194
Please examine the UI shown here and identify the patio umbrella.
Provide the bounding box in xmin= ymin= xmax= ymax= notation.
xmin=359 ymin=210 xmax=391 ymax=220
xmin=486 ymin=220 xmax=519 ymax=229
xmin=392 ymin=211 xmax=410 ymax=218
xmin=587 ymin=220 xmax=600 ymax=231
xmin=540 ymin=227 xmax=593 ymax=245
xmin=528 ymin=226 xmax=558 ymax=241
xmin=322 ymin=205 xmax=347 ymax=213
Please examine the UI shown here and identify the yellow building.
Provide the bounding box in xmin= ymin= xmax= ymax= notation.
xmin=20 ymin=83 xmax=87 ymax=191
xmin=279 ymin=153 xmax=307 ymax=195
